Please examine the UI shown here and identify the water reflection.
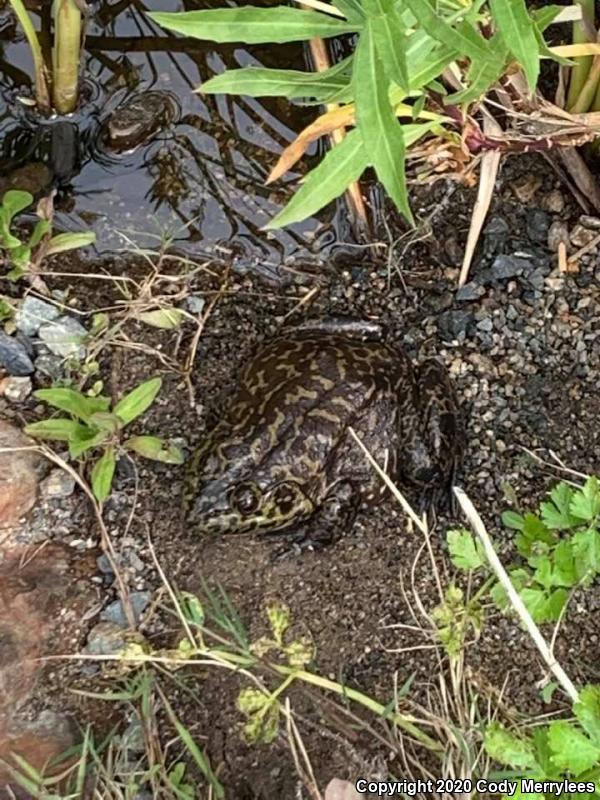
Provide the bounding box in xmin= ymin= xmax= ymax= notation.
xmin=0 ymin=0 xmax=353 ymax=277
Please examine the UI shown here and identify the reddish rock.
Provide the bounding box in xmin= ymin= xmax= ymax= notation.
xmin=0 ymin=542 xmax=99 ymax=791
xmin=0 ymin=420 xmax=41 ymax=529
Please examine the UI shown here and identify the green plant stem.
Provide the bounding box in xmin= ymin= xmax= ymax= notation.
xmin=570 ymin=54 xmax=600 ymax=114
xmin=566 ymin=0 xmax=596 ymax=111
xmin=52 ymin=0 xmax=82 ymax=113
xmin=8 ymin=0 xmax=51 ymax=112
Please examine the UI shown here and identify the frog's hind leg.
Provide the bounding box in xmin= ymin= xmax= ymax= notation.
xmin=270 ymin=480 xmax=359 ymax=559
xmin=415 ymin=358 xmax=465 ymax=513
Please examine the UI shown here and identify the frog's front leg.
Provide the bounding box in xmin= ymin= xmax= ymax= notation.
xmin=271 ymin=481 xmax=358 ymax=559
xmin=414 ymin=358 xmax=465 ymax=512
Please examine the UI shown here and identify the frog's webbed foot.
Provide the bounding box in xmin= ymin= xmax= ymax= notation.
xmin=270 ymin=481 xmax=358 ymax=560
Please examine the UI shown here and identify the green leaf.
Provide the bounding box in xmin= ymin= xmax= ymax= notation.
xmin=88 ymin=412 xmax=123 ymax=434
xmin=354 ymin=19 xmax=412 ymax=223
xmin=267 ymin=129 xmax=369 ymax=229
xmin=138 ymin=309 xmax=184 ymax=329
xmin=45 ymin=232 xmax=96 ymax=255
xmin=571 ymin=528 xmax=600 ymax=580
xmin=531 ymin=5 xmax=563 ymax=32
xmin=544 ymin=588 xmax=568 ymax=622
xmin=570 ymin=477 xmax=600 ymax=522
xmin=484 ymin=722 xmax=537 ymax=769
xmin=552 ymin=539 xmax=577 ymax=586
xmin=541 ymin=482 xmax=576 ymax=529
xmin=541 ymin=681 xmax=558 ymax=703
xmin=447 ymin=528 xmax=487 ymax=570
xmin=575 ymin=686 xmax=600 ymax=746
xmin=490 ymin=0 xmax=540 ymax=91
xmin=548 ymin=721 xmax=600 ymax=776
xmin=91 ymin=447 xmax=116 ymax=503
xmin=0 ymin=190 xmax=33 ymax=248
xmin=371 ymin=6 xmax=408 ymax=92
xmin=201 ymin=57 xmax=352 ymax=100
xmin=124 ymin=435 xmax=185 ymax=464
xmin=69 ymin=427 xmax=109 ymax=459
xmin=178 ymin=592 xmax=205 ymax=627
xmin=502 ymin=510 xmax=524 ymax=530
xmin=34 ymin=388 xmax=110 ymax=421
xmin=404 ymin=0 xmax=489 ymax=60
xmin=28 ymin=219 xmax=51 ymax=248
xmin=113 ymin=377 xmax=162 ymax=426
xmin=24 ymin=418 xmax=87 ymax=442
xmin=333 ymin=0 xmax=364 ymax=23
xmin=148 ymin=7 xmax=359 ymax=44
xmin=519 ymin=586 xmax=550 ymax=623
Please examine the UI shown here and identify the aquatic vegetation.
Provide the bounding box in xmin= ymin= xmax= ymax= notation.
xmin=150 ymin=0 xmax=591 ymax=228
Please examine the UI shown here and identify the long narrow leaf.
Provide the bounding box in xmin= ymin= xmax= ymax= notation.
xmin=266 ymin=129 xmax=369 ymax=229
xmin=332 ymin=0 xmax=364 ymax=23
xmin=404 ymin=0 xmax=489 ymax=60
xmin=371 ymin=7 xmax=409 ymax=92
xmin=201 ymin=56 xmax=352 ymax=100
xmin=490 ymin=0 xmax=540 ymax=91
xmin=354 ymin=20 xmax=413 ymax=223
xmin=148 ymin=7 xmax=359 ymax=44
xmin=91 ymin=446 xmax=116 ymax=503
xmin=114 ymin=377 xmax=162 ymax=426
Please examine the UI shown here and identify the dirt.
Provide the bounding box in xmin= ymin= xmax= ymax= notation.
xmin=2 ymin=148 xmax=599 ymax=798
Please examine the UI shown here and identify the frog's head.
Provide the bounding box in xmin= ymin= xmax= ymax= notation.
xmin=186 ymin=475 xmax=315 ymax=535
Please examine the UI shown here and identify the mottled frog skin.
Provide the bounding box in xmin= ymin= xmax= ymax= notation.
xmin=185 ymin=321 xmax=464 ymax=550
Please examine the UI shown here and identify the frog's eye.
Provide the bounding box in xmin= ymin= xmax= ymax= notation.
xmin=231 ymin=483 xmax=261 ymax=515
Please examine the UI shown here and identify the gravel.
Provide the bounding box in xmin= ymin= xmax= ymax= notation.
xmin=38 ymin=315 xmax=87 ymax=358
xmin=16 ymin=297 xmax=60 ymax=336
xmin=0 ymin=331 xmax=35 ymax=375
xmin=1 ymin=375 xmax=32 ymax=402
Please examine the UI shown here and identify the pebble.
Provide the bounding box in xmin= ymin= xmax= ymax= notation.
xmin=84 ymin=621 xmax=127 ymax=656
xmin=38 ymin=316 xmax=87 ymax=359
xmin=1 ymin=375 xmax=32 ymax=402
xmin=526 ymin=209 xmax=550 ymax=244
xmin=100 ymin=591 xmax=151 ymax=628
xmin=0 ymin=331 xmax=34 ymax=375
xmin=15 ymin=296 xmax=60 ymax=336
xmin=547 ymin=220 xmax=569 ymax=251
xmin=570 ymin=224 xmax=599 ymax=249
xmin=185 ymin=295 xmax=206 ymax=315
xmin=578 ymin=215 xmax=600 ymax=230
xmin=40 ymin=468 xmax=76 ymax=498
xmin=541 ymin=189 xmax=565 ymax=214
xmin=438 ymin=310 xmax=473 ymax=339
xmin=456 ymin=282 xmax=485 ymax=302
xmin=34 ymin=353 xmax=64 ymax=381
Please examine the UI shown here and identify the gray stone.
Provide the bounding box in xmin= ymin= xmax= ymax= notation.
xmin=40 ymin=468 xmax=76 ymax=498
xmin=456 ymin=282 xmax=484 ymax=302
xmin=438 ymin=310 xmax=474 ymax=339
xmin=526 ymin=210 xmax=550 ymax=244
xmin=34 ymin=353 xmax=64 ymax=381
xmin=476 ymin=318 xmax=493 ymax=333
xmin=38 ymin=316 xmax=87 ymax=359
xmin=16 ymin=297 xmax=60 ymax=336
xmin=490 ymin=254 xmax=529 ymax=280
xmin=84 ymin=621 xmax=127 ymax=656
xmin=100 ymin=591 xmax=151 ymax=628
xmin=1 ymin=376 xmax=32 ymax=402
xmin=0 ymin=331 xmax=34 ymax=375
xmin=185 ymin=295 xmax=205 ymax=315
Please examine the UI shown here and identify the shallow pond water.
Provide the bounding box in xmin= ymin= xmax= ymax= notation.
xmin=0 ymin=0 xmax=357 ymax=278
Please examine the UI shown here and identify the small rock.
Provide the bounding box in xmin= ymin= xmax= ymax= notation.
xmin=0 ymin=331 xmax=34 ymax=376
xmin=38 ymin=316 xmax=87 ymax=359
xmin=512 ymin=173 xmax=542 ymax=203
xmin=547 ymin=220 xmax=570 ymax=252
xmin=15 ymin=296 xmax=60 ymax=337
xmin=40 ymin=468 xmax=76 ymax=498
xmin=438 ymin=310 xmax=474 ymax=339
xmin=325 ymin=779 xmax=362 ymax=800
xmin=570 ymin=224 xmax=599 ymax=249
xmin=490 ymin=254 xmax=529 ymax=281
xmin=1 ymin=375 xmax=32 ymax=402
xmin=456 ymin=282 xmax=484 ymax=302
xmin=578 ymin=215 xmax=600 ymax=230
xmin=100 ymin=591 xmax=151 ymax=628
xmin=476 ymin=317 xmax=493 ymax=333
xmin=84 ymin=621 xmax=127 ymax=656
xmin=541 ymin=189 xmax=565 ymax=214
xmin=526 ymin=209 xmax=550 ymax=244
xmin=34 ymin=353 xmax=64 ymax=381
xmin=0 ymin=421 xmax=40 ymax=528
xmin=185 ymin=295 xmax=205 ymax=315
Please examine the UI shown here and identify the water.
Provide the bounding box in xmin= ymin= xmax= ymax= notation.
xmin=0 ymin=0 xmax=360 ymax=279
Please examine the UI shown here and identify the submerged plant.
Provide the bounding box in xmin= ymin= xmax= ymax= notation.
xmin=25 ymin=379 xmax=184 ymax=503
xmin=149 ymin=0 xmax=588 ymax=228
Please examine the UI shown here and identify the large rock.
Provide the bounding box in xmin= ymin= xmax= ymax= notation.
xmin=0 ymin=421 xmax=40 ymax=529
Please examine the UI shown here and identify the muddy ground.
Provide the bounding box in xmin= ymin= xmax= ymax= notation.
xmin=2 ymin=151 xmax=600 ymax=798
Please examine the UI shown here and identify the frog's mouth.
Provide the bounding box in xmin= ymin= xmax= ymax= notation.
xmin=187 ymin=480 xmax=314 ymax=535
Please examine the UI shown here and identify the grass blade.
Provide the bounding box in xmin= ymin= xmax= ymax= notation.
xmin=490 ymin=0 xmax=540 ymax=91
xmin=148 ymin=7 xmax=359 ymax=44
xmin=266 ymin=129 xmax=369 ymax=229
xmin=354 ymin=19 xmax=413 ymax=223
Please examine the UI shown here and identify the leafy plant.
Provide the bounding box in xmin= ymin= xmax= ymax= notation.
xmin=24 ymin=378 xmax=184 ymax=503
xmin=485 ymin=685 xmax=600 ymax=796
xmin=0 ymin=190 xmax=95 ymax=281
xmin=449 ymin=477 xmax=600 ymax=624
xmin=149 ymin=0 xmax=573 ymax=228
xmin=432 ymin=582 xmax=485 ymax=658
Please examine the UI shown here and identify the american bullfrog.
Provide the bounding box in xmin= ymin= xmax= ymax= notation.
xmin=184 ymin=320 xmax=464 ymax=551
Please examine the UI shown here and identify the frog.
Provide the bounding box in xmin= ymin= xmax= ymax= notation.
xmin=184 ymin=319 xmax=464 ymax=552
xmin=102 ymin=91 xmax=177 ymax=152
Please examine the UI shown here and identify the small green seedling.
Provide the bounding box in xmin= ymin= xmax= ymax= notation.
xmin=449 ymin=477 xmax=600 ymax=624
xmin=0 ymin=189 xmax=95 ymax=280
xmin=485 ymin=685 xmax=600 ymax=796
xmin=25 ymin=377 xmax=184 ymax=503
